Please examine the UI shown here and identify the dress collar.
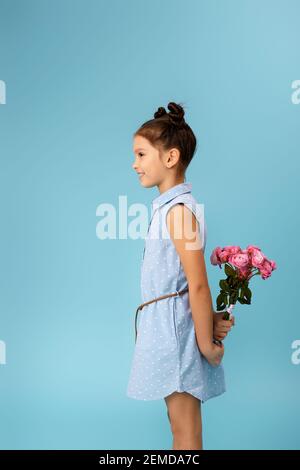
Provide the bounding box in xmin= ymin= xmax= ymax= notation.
xmin=151 ymin=182 xmax=192 ymax=209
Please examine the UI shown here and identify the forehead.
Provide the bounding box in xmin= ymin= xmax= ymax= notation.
xmin=133 ymin=135 xmax=152 ymax=151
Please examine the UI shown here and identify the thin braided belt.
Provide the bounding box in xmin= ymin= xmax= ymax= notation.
xmin=134 ymin=286 xmax=189 ymax=343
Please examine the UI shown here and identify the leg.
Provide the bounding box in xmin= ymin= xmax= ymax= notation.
xmin=164 ymin=391 xmax=203 ymax=450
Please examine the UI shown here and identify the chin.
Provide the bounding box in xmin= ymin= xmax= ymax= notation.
xmin=140 ymin=180 xmax=156 ymax=188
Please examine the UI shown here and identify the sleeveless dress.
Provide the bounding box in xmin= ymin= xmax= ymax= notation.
xmin=126 ymin=182 xmax=226 ymax=403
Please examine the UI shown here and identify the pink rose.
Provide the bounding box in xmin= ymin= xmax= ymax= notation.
xmin=246 ymin=245 xmax=262 ymax=253
xmin=223 ymin=246 xmax=242 ymax=255
xmin=210 ymin=247 xmax=223 ymax=267
xmin=221 ymin=246 xmax=242 ymax=263
xmin=269 ymin=260 xmax=277 ymax=270
xmin=260 ymin=261 xmax=272 ymax=279
xmin=238 ymin=267 xmax=252 ymax=279
xmin=260 ymin=259 xmax=276 ymax=279
xmin=261 ymin=269 xmax=271 ymax=280
xmin=250 ymin=248 xmax=265 ymax=268
xmin=219 ymin=250 xmax=230 ymax=263
xmin=229 ymin=253 xmax=250 ymax=269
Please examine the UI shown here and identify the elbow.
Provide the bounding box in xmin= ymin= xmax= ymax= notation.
xmin=188 ymin=283 xmax=209 ymax=294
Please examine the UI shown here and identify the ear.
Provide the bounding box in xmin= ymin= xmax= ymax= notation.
xmin=166 ymin=148 xmax=180 ymax=169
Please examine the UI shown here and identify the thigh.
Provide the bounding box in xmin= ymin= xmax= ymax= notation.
xmin=164 ymin=391 xmax=202 ymax=436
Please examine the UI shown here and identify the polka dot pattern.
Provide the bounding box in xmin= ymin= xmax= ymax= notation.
xmin=126 ymin=182 xmax=226 ymax=403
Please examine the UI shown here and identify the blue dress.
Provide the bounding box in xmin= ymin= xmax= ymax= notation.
xmin=126 ymin=182 xmax=226 ymax=403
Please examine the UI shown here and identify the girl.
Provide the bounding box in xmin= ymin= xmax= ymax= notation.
xmin=127 ymin=102 xmax=234 ymax=450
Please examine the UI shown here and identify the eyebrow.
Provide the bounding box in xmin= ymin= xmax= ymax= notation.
xmin=133 ymin=147 xmax=147 ymax=152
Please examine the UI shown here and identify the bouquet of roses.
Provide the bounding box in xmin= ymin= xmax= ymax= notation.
xmin=210 ymin=245 xmax=277 ymax=326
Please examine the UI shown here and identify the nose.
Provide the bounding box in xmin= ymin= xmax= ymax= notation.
xmin=132 ymin=158 xmax=138 ymax=171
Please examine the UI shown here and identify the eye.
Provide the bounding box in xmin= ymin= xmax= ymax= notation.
xmin=138 ymin=152 xmax=144 ymax=157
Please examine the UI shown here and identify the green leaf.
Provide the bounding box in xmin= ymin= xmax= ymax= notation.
xmin=216 ymin=292 xmax=227 ymax=310
xmin=225 ymin=264 xmax=236 ymax=277
xmin=222 ymin=311 xmax=231 ymax=320
xmin=244 ymin=287 xmax=252 ymax=301
xmin=219 ymin=279 xmax=230 ymax=292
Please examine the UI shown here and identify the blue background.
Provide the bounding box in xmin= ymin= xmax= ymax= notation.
xmin=0 ymin=0 xmax=299 ymax=450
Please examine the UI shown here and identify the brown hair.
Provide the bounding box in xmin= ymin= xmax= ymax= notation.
xmin=134 ymin=101 xmax=197 ymax=175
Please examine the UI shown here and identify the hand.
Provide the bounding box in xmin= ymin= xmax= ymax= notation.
xmin=204 ymin=342 xmax=225 ymax=367
xmin=213 ymin=312 xmax=235 ymax=342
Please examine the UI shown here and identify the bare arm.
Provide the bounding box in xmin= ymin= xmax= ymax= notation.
xmin=166 ymin=204 xmax=224 ymax=364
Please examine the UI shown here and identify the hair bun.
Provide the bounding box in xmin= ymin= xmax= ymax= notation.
xmin=154 ymin=107 xmax=167 ymax=119
xmin=167 ymin=102 xmax=185 ymax=127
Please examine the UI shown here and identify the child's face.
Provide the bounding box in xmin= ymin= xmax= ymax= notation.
xmin=132 ymin=135 xmax=173 ymax=188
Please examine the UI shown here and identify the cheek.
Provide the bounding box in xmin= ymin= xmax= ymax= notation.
xmin=150 ymin=156 xmax=164 ymax=172
xmin=144 ymin=157 xmax=154 ymax=172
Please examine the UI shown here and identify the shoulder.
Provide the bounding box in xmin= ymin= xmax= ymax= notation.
xmin=164 ymin=193 xmax=205 ymax=249
xmin=166 ymin=202 xmax=198 ymax=227
xmin=164 ymin=192 xmax=199 ymax=222
xmin=166 ymin=202 xmax=199 ymax=245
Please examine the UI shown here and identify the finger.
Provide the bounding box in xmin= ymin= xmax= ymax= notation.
xmin=223 ymin=324 xmax=232 ymax=331
xmin=214 ymin=330 xmax=227 ymax=339
xmin=219 ymin=325 xmax=231 ymax=332
xmin=216 ymin=328 xmax=229 ymax=336
xmin=217 ymin=332 xmax=226 ymax=339
xmin=215 ymin=311 xmax=224 ymax=317
xmin=215 ymin=335 xmax=224 ymax=341
xmin=220 ymin=320 xmax=232 ymax=328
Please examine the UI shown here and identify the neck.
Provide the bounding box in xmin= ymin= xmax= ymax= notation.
xmin=157 ymin=176 xmax=185 ymax=195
